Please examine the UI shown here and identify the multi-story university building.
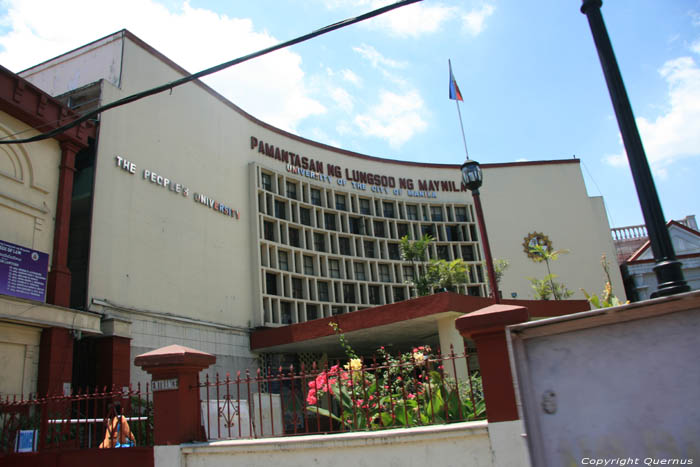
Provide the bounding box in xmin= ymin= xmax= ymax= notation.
xmin=0 ymin=30 xmax=623 ymax=396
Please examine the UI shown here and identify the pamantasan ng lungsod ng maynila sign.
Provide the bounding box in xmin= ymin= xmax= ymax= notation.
xmin=114 ymin=156 xmax=240 ymax=220
xmin=250 ymin=136 xmax=470 ymax=199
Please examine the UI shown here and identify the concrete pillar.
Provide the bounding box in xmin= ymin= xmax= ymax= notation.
xmin=437 ymin=314 xmax=468 ymax=380
xmin=134 ymin=344 xmax=216 ymax=445
xmin=37 ymin=327 xmax=73 ymax=396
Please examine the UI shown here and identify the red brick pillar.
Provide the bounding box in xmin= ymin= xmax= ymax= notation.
xmin=134 ymin=345 xmax=216 ymax=445
xmin=46 ymin=141 xmax=80 ymax=307
xmin=455 ymin=304 xmax=529 ymax=422
xmin=37 ymin=327 xmax=74 ymax=396
xmin=96 ymin=336 xmax=131 ymax=390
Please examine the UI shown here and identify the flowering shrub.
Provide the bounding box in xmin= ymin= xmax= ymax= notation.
xmin=305 ymin=325 xmax=485 ymax=431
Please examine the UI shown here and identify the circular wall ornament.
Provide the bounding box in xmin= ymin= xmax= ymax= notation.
xmin=523 ymin=232 xmax=553 ymax=260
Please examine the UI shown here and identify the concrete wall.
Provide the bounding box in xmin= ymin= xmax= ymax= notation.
xmin=508 ymin=290 xmax=700 ymax=466
xmin=158 ymin=421 xmax=494 ymax=467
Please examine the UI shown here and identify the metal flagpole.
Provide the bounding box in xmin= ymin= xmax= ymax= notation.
xmin=455 ymin=98 xmax=470 ymax=161
xmin=449 ymin=59 xmax=470 ymax=160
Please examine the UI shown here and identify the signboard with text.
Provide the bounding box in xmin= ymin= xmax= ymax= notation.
xmin=0 ymin=240 xmax=49 ymax=302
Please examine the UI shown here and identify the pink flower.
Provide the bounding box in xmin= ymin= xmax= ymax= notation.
xmin=306 ymin=389 xmax=317 ymax=405
xmin=407 ymin=393 xmax=416 ymax=400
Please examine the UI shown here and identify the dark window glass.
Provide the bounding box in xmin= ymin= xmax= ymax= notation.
xmin=447 ymin=225 xmax=460 ymax=241
xmin=304 ymin=255 xmax=314 ymax=275
xmin=368 ymin=286 xmax=380 ymax=305
xmin=397 ymin=223 xmax=409 ymax=238
xmin=383 ymin=202 xmax=395 ymax=218
xmin=289 ymin=228 xmax=300 ymax=247
xmin=339 ymin=237 xmax=351 ymax=255
xmin=266 ymin=273 xmax=278 ymax=295
xmin=388 ymin=243 xmax=400 ymax=260
xmin=354 ymin=263 xmax=366 ymax=281
xmin=350 ymin=217 xmax=364 ymax=235
xmin=314 ymin=233 xmax=325 ymax=252
xmin=469 ymin=224 xmax=478 ymax=242
xmin=336 ymin=194 xmax=347 ymax=211
xmin=263 ymin=221 xmax=274 ymax=241
xmin=468 ymin=286 xmax=481 ymax=297
xmin=437 ymin=245 xmax=449 ymax=260
xmin=292 ymin=278 xmax=303 ymax=298
xmin=274 ymin=200 xmax=286 ymax=220
xmin=373 ymin=221 xmax=385 ymax=237
xmin=455 ymin=207 xmax=468 ymax=222
xmin=359 ymin=198 xmax=371 ymax=215
xmin=364 ymin=241 xmax=375 ymax=258
xmin=406 ymin=205 xmax=418 ymax=220
xmin=343 ymin=283 xmax=356 ymax=303
xmin=286 ymin=182 xmax=297 ymax=200
xmin=393 ymin=287 xmax=405 ymax=302
xmin=261 ymin=173 xmax=272 ymax=191
xmin=311 ymin=189 xmax=322 ymax=206
xmin=300 ymin=207 xmax=311 ymax=226
xmin=421 ymin=224 xmax=435 ymax=237
xmin=281 ymin=302 xmax=292 ymax=324
xmin=329 ymin=259 xmax=340 ymax=278
xmin=318 ymin=282 xmax=329 ymax=301
xmin=306 ymin=304 xmax=318 ymax=320
xmin=403 ymin=266 xmax=415 ymax=281
xmin=278 ymin=251 xmax=289 ymax=270
xmin=325 ymin=213 xmax=337 ymax=231
xmin=379 ymin=264 xmax=391 ymax=282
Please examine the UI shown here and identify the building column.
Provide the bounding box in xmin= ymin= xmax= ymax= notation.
xmin=46 ymin=141 xmax=80 ymax=307
xmin=135 ymin=344 xmax=216 ymax=445
xmin=437 ymin=315 xmax=468 ymax=380
xmin=37 ymin=327 xmax=73 ymax=396
xmin=96 ymin=317 xmax=132 ymax=391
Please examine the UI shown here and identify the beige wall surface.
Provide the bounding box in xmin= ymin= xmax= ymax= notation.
xmin=82 ymin=34 xmax=621 ymax=332
xmin=479 ymin=162 xmax=624 ymax=301
xmin=0 ymin=321 xmax=41 ymax=396
xmin=0 ymin=112 xmax=60 ymax=263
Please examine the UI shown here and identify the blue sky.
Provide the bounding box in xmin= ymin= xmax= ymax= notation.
xmin=1 ymin=0 xmax=698 ymax=228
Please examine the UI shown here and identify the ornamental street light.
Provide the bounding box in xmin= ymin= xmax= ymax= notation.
xmin=461 ymin=159 xmax=500 ymax=303
xmin=581 ymin=0 xmax=689 ymax=298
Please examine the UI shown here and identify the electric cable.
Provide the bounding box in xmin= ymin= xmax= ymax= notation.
xmin=0 ymin=0 xmax=422 ymax=145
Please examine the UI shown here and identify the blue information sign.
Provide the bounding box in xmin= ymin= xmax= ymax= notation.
xmin=0 ymin=240 xmax=49 ymax=302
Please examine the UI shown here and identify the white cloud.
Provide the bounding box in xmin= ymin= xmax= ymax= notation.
xmin=0 ymin=0 xmax=325 ymax=132
xmin=331 ymin=87 xmax=354 ymax=112
xmin=353 ymin=89 xmax=427 ymax=148
xmin=322 ymin=0 xmax=457 ymax=38
xmin=461 ymin=4 xmax=495 ymax=36
xmin=340 ymin=69 xmax=361 ymax=86
xmin=352 ymin=43 xmax=406 ymax=69
xmin=604 ymin=53 xmax=700 ymax=176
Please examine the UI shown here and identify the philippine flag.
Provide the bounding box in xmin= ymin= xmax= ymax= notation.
xmin=448 ymin=60 xmax=463 ymax=101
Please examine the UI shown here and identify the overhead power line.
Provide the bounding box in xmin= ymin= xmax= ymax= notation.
xmin=1 ymin=0 xmax=422 ymax=145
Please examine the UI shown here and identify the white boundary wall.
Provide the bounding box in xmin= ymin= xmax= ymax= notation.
xmin=156 ymin=421 xmax=503 ymax=467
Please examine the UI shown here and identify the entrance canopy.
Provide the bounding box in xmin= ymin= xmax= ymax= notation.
xmin=250 ymin=292 xmax=590 ymax=356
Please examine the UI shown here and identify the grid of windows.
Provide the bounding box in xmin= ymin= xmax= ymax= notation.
xmin=257 ymin=166 xmax=485 ymax=325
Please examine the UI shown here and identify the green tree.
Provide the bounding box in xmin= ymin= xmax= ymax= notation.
xmin=493 ymin=259 xmax=510 ymax=288
xmin=528 ymin=244 xmax=573 ymax=300
xmin=399 ymin=235 xmax=469 ymax=296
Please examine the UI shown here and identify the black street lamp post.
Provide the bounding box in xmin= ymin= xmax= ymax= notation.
xmin=581 ymin=0 xmax=689 ymax=298
xmin=461 ymin=159 xmax=501 ymax=303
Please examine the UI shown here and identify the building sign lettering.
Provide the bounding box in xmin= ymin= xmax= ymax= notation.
xmin=0 ymin=240 xmax=49 ymax=302
xmin=152 ymin=378 xmax=178 ymax=392
xmin=114 ymin=156 xmax=240 ymax=220
xmin=251 ymin=136 xmax=467 ymax=199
